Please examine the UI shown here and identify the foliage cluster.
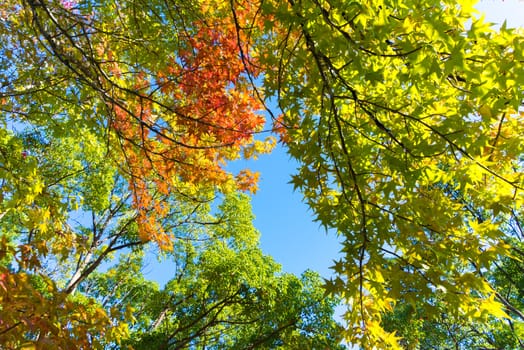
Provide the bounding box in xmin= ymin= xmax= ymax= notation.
xmin=0 ymin=0 xmax=523 ymax=348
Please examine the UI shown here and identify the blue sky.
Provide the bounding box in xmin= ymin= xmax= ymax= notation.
xmin=237 ymin=144 xmax=342 ymax=279
xmin=476 ymin=0 xmax=524 ymax=27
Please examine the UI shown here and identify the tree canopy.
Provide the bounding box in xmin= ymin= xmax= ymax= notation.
xmin=0 ymin=0 xmax=523 ymax=348
xmin=256 ymin=0 xmax=524 ymax=347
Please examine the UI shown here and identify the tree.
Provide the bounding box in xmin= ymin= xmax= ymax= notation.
xmin=1 ymin=0 xmax=274 ymax=247
xmin=2 ymin=0 xmax=524 ymax=348
xmin=0 ymin=2 xmax=344 ymax=348
xmin=82 ymin=194 xmax=344 ymax=350
xmin=0 ymin=122 xmax=129 ymax=347
xmin=0 ymin=0 xmax=279 ymax=347
xmin=385 ymin=150 xmax=524 ymax=350
xmin=247 ymin=0 xmax=524 ymax=347
xmin=0 ymin=115 xmax=344 ymax=348
xmin=380 ymin=226 xmax=524 ymax=349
